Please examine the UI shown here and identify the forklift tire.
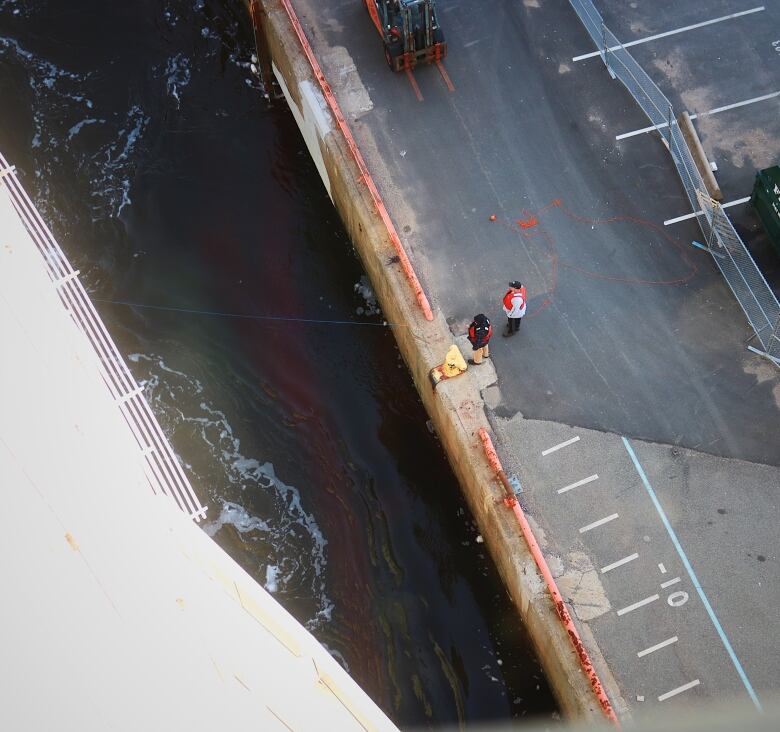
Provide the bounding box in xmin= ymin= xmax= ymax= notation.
xmin=384 ymin=41 xmax=403 ymax=71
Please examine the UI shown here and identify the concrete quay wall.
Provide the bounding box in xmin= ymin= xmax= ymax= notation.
xmin=252 ymin=0 xmax=624 ymax=721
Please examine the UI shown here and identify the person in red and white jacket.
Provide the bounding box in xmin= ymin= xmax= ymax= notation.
xmin=502 ymin=280 xmax=527 ymax=336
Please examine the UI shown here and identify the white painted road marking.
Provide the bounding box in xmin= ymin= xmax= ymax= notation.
xmin=616 ymin=120 xmax=672 ymax=141
xmin=617 ymin=593 xmax=660 ymax=616
xmin=638 ymin=636 xmax=679 ymax=658
xmin=664 ymin=197 xmax=750 ymax=226
xmin=616 ymin=90 xmax=780 ymax=139
xmin=558 ymin=473 xmax=598 ymax=494
xmin=573 ymin=7 xmax=765 ymax=62
xmin=601 ymin=553 xmax=639 ymax=574
xmin=579 ymin=513 xmax=619 ymax=533
xmin=623 ymin=437 xmax=762 ymax=711
xmin=658 ymin=679 xmax=701 ymax=701
xmin=698 ymin=89 xmax=780 ymax=117
xmin=542 ymin=435 xmax=580 ymax=456
xmin=661 ymin=576 xmax=681 ymax=589
xmin=658 ymin=563 xmax=667 ymax=574
xmin=667 ymin=590 xmax=690 ymax=607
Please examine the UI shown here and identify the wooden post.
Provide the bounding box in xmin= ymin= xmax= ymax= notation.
xmin=678 ymin=111 xmax=723 ymax=201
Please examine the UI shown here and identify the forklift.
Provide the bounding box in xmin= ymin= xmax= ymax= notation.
xmin=364 ymin=0 xmax=446 ymax=71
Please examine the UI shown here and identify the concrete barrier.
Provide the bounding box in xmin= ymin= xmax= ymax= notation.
xmin=252 ymin=0 xmax=627 ymax=721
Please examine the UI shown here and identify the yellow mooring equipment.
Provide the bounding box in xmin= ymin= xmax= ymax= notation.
xmin=429 ymin=344 xmax=467 ymax=389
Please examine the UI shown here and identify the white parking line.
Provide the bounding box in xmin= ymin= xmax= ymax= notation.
xmin=573 ymin=7 xmax=765 ymax=62
xmin=700 ymin=90 xmax=780 ymax=118
xmin=661 ymin=576 xmax=681 ymax=589
xmin=558 ymin=474 xmax=598 ymax=494
xmin=658 ymin=679 xmax=700 ymax=701
xmin=637 ymin=635 xmax=679 ymax=658
xmin=617 ymin=593 xmax=660 ymax=616
xmin=579 ymin=512 xmax=619 ymax=533
xmin=664 ymin=197 xmax=750 ymax=226
xmin=616 ymin=90 xmax=780 ymax=140
xmin=601 ymin=552 xmax=639 ymax=574
xmin=542 ymin=435 xmax=580 ymax=456
xmin=658 ymin=563 xmax=667 ymax=574
xmin=617 ymin=120 xmax=672 ymax=141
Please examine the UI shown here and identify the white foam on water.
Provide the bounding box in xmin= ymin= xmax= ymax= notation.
xmin=2 ymin=1 xmax=264 ymax=230
xmin=0 ymin=35 xmax=93 ymax=221
xmin=161 ymin=54 xmax=191 ymax=108
xmin=0 ymin=1 xmax=35 ymax=20
xmin=88 ymin=105 xmax=150 ymax=217
xmin=0 ymin=34 xmax=146 ymax=224
xmin=162 ymin=1 xmax=207 ymax=31
xmin=264 ymin=564 xmax=280 ymax=593
xmin=67 ymin=118 xmax=103 ymax=140
xmin=204 ymin=501 xmax=271 ymax=538
xmin=0 ymin=35 xmax=158 ymax=222
xmin=129 ymin=352 xmax=334 ymax=629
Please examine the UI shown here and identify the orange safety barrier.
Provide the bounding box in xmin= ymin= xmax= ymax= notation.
xmin=478 ymin=428 xmax=620 ymax=725
xmin=275 ymin=0 xmax=434 ymax=321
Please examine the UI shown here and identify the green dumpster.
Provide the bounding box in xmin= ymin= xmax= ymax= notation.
xmin=751 ymin=165 xmax=780 ymax=255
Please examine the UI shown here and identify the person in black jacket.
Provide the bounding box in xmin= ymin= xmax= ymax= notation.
xmin=467 ymin=313 xmax=493 ymax=365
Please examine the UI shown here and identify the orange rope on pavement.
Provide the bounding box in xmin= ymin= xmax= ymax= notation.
xmin=478 ymin=428 xmax=620 ymax=725
xmin=276 ymin=0 xmax=434 ymax=321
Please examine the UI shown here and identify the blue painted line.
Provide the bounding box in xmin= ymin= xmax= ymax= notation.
xmin=621 ymin=436 xmax=762 ymax=711
xmin=691 ymin=240 xmax=725 ymax=259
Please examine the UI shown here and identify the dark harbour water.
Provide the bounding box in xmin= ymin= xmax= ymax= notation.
xmin=0 ymin=0 xmax=557 ymax=726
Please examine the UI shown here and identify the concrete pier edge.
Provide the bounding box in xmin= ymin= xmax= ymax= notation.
xmin=254 ymin=0 xmax=628 ymax=721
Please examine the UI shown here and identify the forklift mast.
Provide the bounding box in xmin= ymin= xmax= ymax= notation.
xmin=401 ymin=0 xmax=432 ymax=52
xmin=365 ymin=0 xmax=447 ymax=71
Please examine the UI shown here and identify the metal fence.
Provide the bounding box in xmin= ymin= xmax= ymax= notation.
xmin=0 ymin=151 xmax=207 ymax=521
xmin=569 ymin=0 xmax=780 ymax=362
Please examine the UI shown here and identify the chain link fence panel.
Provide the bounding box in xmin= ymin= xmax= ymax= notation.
xmin=568 ymin=0 xmax=780 ymax=360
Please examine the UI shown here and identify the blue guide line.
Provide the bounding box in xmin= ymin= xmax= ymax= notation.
xmin=691 ymin=240 xmax=725 ymax=259
xmin=621 ymin=436 xmax=762 ymax=712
